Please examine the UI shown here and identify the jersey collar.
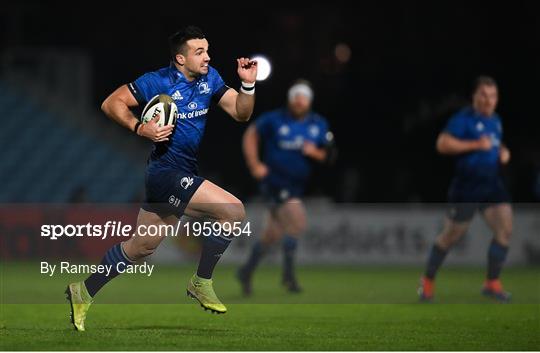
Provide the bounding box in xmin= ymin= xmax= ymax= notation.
xmin=168 ymin=62 xmax=205 ymax=84
xmin=168 ymin=62 xmax=186 ymax=83
xmin=285 ymin=107 xmax=312 ymax=122
xmin=470 ymin=106 xmax=497 ymax=120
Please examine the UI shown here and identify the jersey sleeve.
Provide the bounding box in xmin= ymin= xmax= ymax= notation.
xmin=210 ymin=68 xmax=230 ymax=104
xmin=254 ymin=112 xmax=274 ymax=140
xmin=443 ymin=114 xmax=467 ymax=139
xmin=316 ymin=119 xmax=332 ymax=147
xmin=495 ymin=116 xmax=503 ymax=136
xmin=128 ymin=72 xmax=162 ymax=105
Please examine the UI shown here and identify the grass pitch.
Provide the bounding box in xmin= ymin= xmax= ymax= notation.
xmin=1 ymin=263 xmax=539 ymax=350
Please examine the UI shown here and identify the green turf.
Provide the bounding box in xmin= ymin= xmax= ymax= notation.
xmin=1 ymin=263 xmax=539 ymax=350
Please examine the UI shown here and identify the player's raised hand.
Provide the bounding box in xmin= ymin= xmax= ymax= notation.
xmin=138 ymin=116 xmax=174 ymax=142
xmin=237 ymin=58 xmax=258 ymax=84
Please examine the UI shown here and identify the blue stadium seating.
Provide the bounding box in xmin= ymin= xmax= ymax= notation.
xmin=0 ymin=81 xmax=145 ymax=202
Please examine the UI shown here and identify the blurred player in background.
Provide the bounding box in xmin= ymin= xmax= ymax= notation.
xmin=65 ymin=26 xmax=258 ymax=330
xmin=237 ymin=80 xmax=336 ymax=295
xmin=419 ymin=76 xmax=513 ymax=302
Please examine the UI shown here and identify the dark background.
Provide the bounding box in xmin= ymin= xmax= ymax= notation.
xmin=2 ymin=1 xmax=539 ymax=202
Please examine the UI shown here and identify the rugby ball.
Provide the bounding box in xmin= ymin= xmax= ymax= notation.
xmin=140 ymin=94 xmax=178 ymax=127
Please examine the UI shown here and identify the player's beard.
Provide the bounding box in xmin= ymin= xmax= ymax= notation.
xmin=290 ymin=106 xmax=310 ymax=119
xmin=186 ymin=67 xmax=203 ymax=80
xmin=480 ymin=105 xmax=496 ymax=117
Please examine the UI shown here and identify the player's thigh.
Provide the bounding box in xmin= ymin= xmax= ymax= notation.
xmin=437 ymin=216 xmax=471 ymax=248
xmin=274 ymin=198 xmax=307 ymax=236
xmin=123 ymin=208 xmax=178 ymax=259
xmin=184 ymin=180 xmax=245 ymax=223
xmin=481 ymin=203 xmax=513 ymax=245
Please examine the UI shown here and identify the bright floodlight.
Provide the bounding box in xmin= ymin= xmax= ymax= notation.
xmin=252 ymin=55 xmax=271 ymax=81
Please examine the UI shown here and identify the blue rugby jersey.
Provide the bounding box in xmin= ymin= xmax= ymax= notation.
xmin=129 ymin=63 xmax=229 ymax=173
xmin=255 ymin=108 xmax=331 ymax=188
xmin=443 ymin=106 xmax=504 ymax=180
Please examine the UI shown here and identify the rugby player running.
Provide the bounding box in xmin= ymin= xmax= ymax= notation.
xmin=237 ymin=80 xmax=335 ymax=295
xmin=419 ymin=76 xmax=512 ymax=303
xmin=66 ymin=26 xmax=257 ymax=331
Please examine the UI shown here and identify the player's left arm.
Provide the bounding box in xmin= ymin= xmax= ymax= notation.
xmin=218 ymin=58 xmax=257 ymax=122
xmin=500 ymin=143 xmax=511 ymax=164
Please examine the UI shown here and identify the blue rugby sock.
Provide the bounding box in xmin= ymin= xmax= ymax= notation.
xmin=196 ymin=235 xmax=232 ymax=279
xmin=84 ymin=243 xmax=133 ymax=297
xmin=282 ymin=235 xmax=298 ymax=280
xmin=424 ymin=244 xmax=448 ymax=280
xmin=241 ymin=241 xmax=267 ymax=275
xmin=487 ymin=239 xmax=509 ymax=280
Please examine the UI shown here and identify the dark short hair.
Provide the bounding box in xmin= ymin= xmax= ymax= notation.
xmin=473 ymin=75 xmax=498 ymax=94
xmin=169 ymin=26 xmax=205 ymax=60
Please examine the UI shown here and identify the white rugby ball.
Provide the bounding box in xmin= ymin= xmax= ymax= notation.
xmin=141 ymin=94 xmax=178 ymax=127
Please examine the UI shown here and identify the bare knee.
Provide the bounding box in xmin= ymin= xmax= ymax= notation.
xmin=438 ymin=223 xmax=468 ymax=249
xmin=261 ymin=234 xmax=280 ymax=246
xmin=260 ymin=213 xmax=283 ymax=245
xmin=123 ymin=239 xmax=158 ymax=260
xmin=137 ymin=244 xmax=157 ymax=258
xmin=219 ymin=201 xmax=246 ymax=224
xmin=287 ymin=216 xmax=307 ymax=235
xmin=261 ymin=226 xmax=281 ymax=245
xmin=276 ymin=199 xmax=307 ymax=236
xmin=495 ymin=227 xmax=512 ymax=246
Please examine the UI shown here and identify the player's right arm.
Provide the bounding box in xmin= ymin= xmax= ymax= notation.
xmin=436 ymin=114 xmax=491 ymax=155
xmin=243 ymin=124 xmax=268 ymax=180
xmin=436 ymin=132 xmax=491 ymax=155
xmin=101 ymin=85 xmax=173 ymax=142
